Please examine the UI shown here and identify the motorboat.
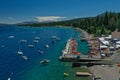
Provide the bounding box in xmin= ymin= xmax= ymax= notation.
xmin=33 ymin=40 xmax=39 ymax=43
xmin=17 ymin=51 xmax=23 ymax=55
xmin=45 ymin=45 xmax=49 ymax=48
xmin=22 ymin=56 xmax=28 ymax=60
xmin=7 ymin=72 xmax=13 ymax=80
xmin=34 ymin=37 xmax=40 ymax=40
xmin=28 ymin=45 xmax=34 ymax=48
xmin=51 ymin=36 xmax=60 ymax=40
xmin=51 ymin=36 xmax=57 ymax=39
xmin=38 ymin=50 xmax=44 ymax=54
xmin=8 ymin=36 xmax=14 ymax=39
xmin=40 ymin=59 xmax=50 ymax=64
xmin=20 ymin=40 xmax=27 ymax=43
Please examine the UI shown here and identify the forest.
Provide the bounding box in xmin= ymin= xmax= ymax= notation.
xmin=20 ymin=12 xmax=120 ymax=36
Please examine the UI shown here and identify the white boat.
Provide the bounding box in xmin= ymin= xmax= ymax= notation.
xmin=7 ymin=72 xmax=13 ymax=80
xmin=45 ymin=45 xmax=49 ymax=48
xmin=51 ymin=36 xmax=57 ymax=39
xmin=8 ymin=36 xmax=14 ymax=39
xmin=38 ymin=50 xmax=44 ymax=54
xmin=51 ymin=36 xmax=60 ymax=40
xmin=20 ymin=40 xmax=27 ymax=43
xmin=1 ymin=45 xmax=5 ymax=48
xmin=28 ymin=45 xmax=34 ymax=48
xmin=8 ymin=77 xmax=11 ymax=80
xmin=40 ymin=59 xmax=50 ymax=64
xmin=17 ymin=51 xmax=23 ymax=55
xmin=22 ymin=56 xmax=28 ymax=60
xmin=34 ymin=37 xmax=40 ymax=40
xmin=33 ymin=40 xmax=39 ymax=43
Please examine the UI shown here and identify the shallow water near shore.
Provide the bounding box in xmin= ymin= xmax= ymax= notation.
xmin=0 ymin=26 xmax=89 ymax=80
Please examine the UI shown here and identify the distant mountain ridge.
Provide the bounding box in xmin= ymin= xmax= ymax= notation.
xmin=0 ymin=23 xmax=9 ymax=26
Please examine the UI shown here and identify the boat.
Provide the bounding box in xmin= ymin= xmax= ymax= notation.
xmin=8 ymin=36 xmax=14 ymax=39
xmin=1 ymin=45 xmax=5 ymax=48
xmin=17 ymin=51 xmax=23 ymax=55
xmin=51 ymin=36 xmax=60 ymax=40
xmin=33 ymin=40 xmax=39 ymax=43
xmin=38 ymin=50 xmax=44 ymax=54
xmin=40 ymin=59 xmax=50 ymax=64
xmin=7 ymin=77 xmax=11 ymax=80
xmin=28 ymin=45 xmax=34 ymax=48
xmin=22 ymin=56 xmax=28 ymax=60
xmin=34 ymin=37 xmax=40 ymax=40
xmin=7 ymin=72 xmax=13 ymax=80
xmin=20 ymin=40 xmax=27 ymax=43
xmin=64 ymin=72 xmax=69 ymax=76
xmin=45 ymin=45 xmax=49 ymax=48
xmin=51 ymin=36 xmax=57 ymax=39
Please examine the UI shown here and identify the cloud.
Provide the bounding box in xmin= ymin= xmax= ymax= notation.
xmin=36 ymin=16 xmax=66 ymax=22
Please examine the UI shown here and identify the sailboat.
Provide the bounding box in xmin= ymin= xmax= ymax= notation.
xmin=7 ymin=77 xmax=11 ymax=80
xmin=17 ymin=45 xmax=23 ymax=55
xmin=7 ymin=72 xmax=13 ymax=80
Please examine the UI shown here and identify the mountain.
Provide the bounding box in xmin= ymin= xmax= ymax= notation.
xmin=18 ymin=12 xmax=120 ymax=36
xmin=0 ymin=23 xmax=9 ymax=26
xmin=17 ymin=20 xmax=59 ymax=25
xmin=16 ymin=21 xmax=39 ymax=25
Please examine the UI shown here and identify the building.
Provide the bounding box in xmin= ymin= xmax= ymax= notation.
xmin=112 ymin=30 xmax=120 ymax=39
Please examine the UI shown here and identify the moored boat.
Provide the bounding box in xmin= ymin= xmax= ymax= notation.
xmin=28 ymin=44 xmax=34 ymax=48
xmin=45 ymin=44 xmax=49 ymax=48
xmin=20 ymin=40 xmax=27 ymax=43
xmin=17 ymin=51 xmax=23 ymax=55
xmin=34 ymin=37 xmax=40 ymax=40
xmin=40 ymin=59 xmax=50 ymax=64
xmin=7 ymin=77 xmax=11 ymax=80
xmin=22 ymin=56 xmax=28 ymax=60
xmin=38 ymin=50 xmax=44 ymax=54
xmin=33 ymin=40 xmax=39 ymax=43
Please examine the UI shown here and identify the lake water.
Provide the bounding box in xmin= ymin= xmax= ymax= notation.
xmin=0 ymin=26 xmax=89 ymax=80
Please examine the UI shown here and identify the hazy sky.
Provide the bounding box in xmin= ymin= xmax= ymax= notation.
xmin=0 ymin=0 xmax=120 ymax=24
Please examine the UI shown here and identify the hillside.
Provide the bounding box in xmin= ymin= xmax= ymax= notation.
xmin=19 ymin=12 xmax=120 ymax=36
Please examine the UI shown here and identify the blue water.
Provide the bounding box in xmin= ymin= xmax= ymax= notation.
xmin=0 ymin=26 xmax=89 ymax=80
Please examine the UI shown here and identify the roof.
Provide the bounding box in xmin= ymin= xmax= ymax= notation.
xmin=116 ymin=41 xmax=120 ymax=44
xmin=101 ymin=40 xmax=109 ymax=45
xmin=100 ymin=45 xmax=108 ymax=48
xmin=112 ymin=30 xmax=120 ymax=39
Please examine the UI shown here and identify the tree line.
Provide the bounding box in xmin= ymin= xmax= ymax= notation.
xmin=19 ymin=12 xmax=120 ymax=36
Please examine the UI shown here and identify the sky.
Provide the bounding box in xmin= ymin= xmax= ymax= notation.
xmin=0 ymin=0 xmax=120 ymax=24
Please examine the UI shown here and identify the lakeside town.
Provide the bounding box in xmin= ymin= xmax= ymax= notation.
xmin=60 ymin=28 xmax=120 ymax=80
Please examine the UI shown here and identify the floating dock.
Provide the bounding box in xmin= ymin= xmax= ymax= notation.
xmin=76 ymin=72 xmax=92 ymax=76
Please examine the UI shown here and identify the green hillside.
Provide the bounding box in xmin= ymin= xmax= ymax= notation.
xmin=19 ymin=12 xmax=120 ymax=36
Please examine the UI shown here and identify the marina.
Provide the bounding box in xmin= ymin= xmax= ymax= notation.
xmin=1 ymin=25 xmax=119 ymax=80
